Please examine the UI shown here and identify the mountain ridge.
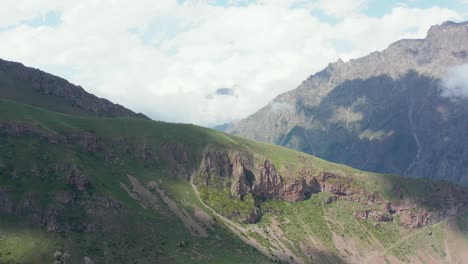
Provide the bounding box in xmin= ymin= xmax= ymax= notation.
xmin=0 ymin=21 xmax=467 ymax=264
xmin=226 ymin=20 xmax=468 ymax=185
xmin=0 ymin=58 xmax=149 ymax=120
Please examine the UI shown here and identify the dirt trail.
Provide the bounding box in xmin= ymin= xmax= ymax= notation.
xmin=444 ymin=239 xmax=454 ymax=264
xmin=190 ymin=176 xmax=304 ymax=264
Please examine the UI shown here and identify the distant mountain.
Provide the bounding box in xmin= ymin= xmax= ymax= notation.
xmin=1 ymin=36 xmax=468 ymax=263
xmin=226 ymin=21 xmax=468 ymax=185
xmin=0 ymin=58 xmax=149 ymax=119
xmin=212 ymin=122 xmax=233 ymax=131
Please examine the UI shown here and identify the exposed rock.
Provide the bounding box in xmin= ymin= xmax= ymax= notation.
xmin=353 ymin=210 xmax=393 ymax=222
xmin=66 ymin=168 xmax=89 ymax=191
xmin=226 ymin=21 xmax=468 ymax=186
xmin=83 ymin=132 xmax=98 ymax=152
xmin=252 ymin=160 xmax=284 ymax=200
xmin=239 ymin=206 xmax=262 ymax=224
xmin=230 ymin=155 xmax=255 ymax=198
xmin=198 ymin=151 xmax=232 ymax=181
xmin=197 ymin=149 xmax=468 ymax=228
xmin=136 ymin=142 xmax=157 ymax=164
xmin=67 ymin=131 xmax=100 ymax=152
xmin=281 ymin=179 xmax=307 ymax=202
xmin=0 ymin=122 xmax=64 ymax=143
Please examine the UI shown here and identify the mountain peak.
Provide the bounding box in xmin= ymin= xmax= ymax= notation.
xmin=427 ymin=20 xmax=468 ymax=38
xmin=226 ymin=20 xmax=468 ymax=186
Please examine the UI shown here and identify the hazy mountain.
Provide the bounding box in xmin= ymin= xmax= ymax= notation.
xmin=0 ymin=59 xmax=467 ymax=263
xmin=226 ymin=21 xmax=468 ymax=186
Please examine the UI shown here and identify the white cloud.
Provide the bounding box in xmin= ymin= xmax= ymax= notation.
xmin=316 ymin=0 xmax=369 ymax=18
xmin=0 ymin=0 xmax=464 ymax=126
xmin=0 ymin=0 xmax=64 ymax=28
xmin=441 ymin=63 xmax=468 ymax=98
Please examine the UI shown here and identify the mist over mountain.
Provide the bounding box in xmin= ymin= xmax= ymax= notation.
xmin=226 ymin=21 xmax=468 ymax=186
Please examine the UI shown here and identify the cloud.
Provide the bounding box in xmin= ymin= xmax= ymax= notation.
xmin=316 ymin=0 xmax=369 ymax=18
xmin=441 ymin=63 xmax=468 ymax=98
xmin=270 ymin=101 xmax=293 ymax=113
xmin=0 ymin=0 xmax=465 ymax=126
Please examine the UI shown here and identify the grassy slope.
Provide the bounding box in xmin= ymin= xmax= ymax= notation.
xmin=0 ymin=70 xmax=97 ymax=118
xmin=0 ymin=99 xmax=270 ymax=264
xmin=0 ymin=99 xmax=467 ymax=263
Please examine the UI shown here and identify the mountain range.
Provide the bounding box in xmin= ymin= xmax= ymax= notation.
xmin=225 ymin=21 xmax=468 ymax=186
xmin=0 ymin=21 xmax=467 ymax=264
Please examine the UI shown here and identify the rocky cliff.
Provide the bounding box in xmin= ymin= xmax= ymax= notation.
xmin=226 ymin=21 xmax=468 ymax=185
xmin=196 ymin=148 xmax=468 ymax=228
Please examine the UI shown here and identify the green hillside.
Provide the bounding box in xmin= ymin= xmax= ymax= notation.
xmin=0 ymin=98 xmax=467 ymax=264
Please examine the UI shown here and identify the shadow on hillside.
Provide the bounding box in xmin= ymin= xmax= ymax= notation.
xmin=280 ymin=71 xmax=468 ymax=225
xmin=281 ymin=70 xmax=468 ymax=186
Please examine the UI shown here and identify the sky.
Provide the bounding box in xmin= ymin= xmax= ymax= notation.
xmin=0 ymin=0 xmax=467 ymax=126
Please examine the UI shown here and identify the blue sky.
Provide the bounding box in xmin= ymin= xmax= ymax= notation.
xmin=0 ymin=0 xmax=467 ymax=125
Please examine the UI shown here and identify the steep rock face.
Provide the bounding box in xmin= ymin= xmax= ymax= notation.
xmin=230 ymin=155 xmax=255 ymax=198
xmin=0 ymin=58 xmax=149 ymax=119
xmin=226 ymin=21 xmax=468 ymax=185
xmin=66 ymin=167 xmax=90 ymax=191
xmin=197 ymin=149 xmax=468 ymax=228
xmin=252 ymin=160 xmax=284 ymax=200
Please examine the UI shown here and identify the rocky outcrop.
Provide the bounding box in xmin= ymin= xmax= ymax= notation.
xmin=198 ymin=151 xmax=233 ymax=181
xmin=198 ymin=149 xmax=468 ymax=228
xmin=199 ymin=150 xmax=359 ymax=202
xmin=0 ymin=183 xmax=124 ymax=233
xmin=230 ymin=155 xmax=255 ymax=198
xmin=251 ymin=160 xmax=284 ymax=200
xmin=0 ymin=122 xmax=65 ymax=143
xmin=67 ymin=131 xmax=100 ymax=153
xmin=159 ymin=142 xmax=191 ymax=178
xmin=1 ymin=122 xmax=104 ymax=154
xmin=66 ymin=167 xmax=89 ymax=191
xmin=353 ymin=210 xmax=393 ymax=222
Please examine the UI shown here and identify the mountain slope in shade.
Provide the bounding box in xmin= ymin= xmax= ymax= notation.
xmin=226 ymin=21 xmax=468 ymax=185
xmin=0 ymin=58 xmax=149 ymax=119
xmin=0 ymin=60 xmax=467 ymax=264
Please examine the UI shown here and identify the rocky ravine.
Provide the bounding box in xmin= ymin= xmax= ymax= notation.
xmin=197 ymin=149 xmax=468 ymax=228
xmin=226 ymin=21 xmax=468 ymax=186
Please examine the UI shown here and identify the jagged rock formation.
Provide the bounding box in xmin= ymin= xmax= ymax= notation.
xmin=0 ymin=58 xmax=149 ymax=119
xmin=226 ymin=21 xmax=468 ymax=185
xmin=196 ymin=149 xmax=468 ymax=228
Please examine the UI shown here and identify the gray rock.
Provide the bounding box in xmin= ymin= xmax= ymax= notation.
xmin=227 ymin=21 xmax=468 ymax=185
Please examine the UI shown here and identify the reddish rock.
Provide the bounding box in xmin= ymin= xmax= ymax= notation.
xmin=282 ymin=179 xmax=307 ymax=202
xmin=252 ymin=160 xmax=283 ymax=199
xmin=67 ymin=168 xmax=89 ymax=191
xmin=197 ymin=149 xmax=468 ymax=228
